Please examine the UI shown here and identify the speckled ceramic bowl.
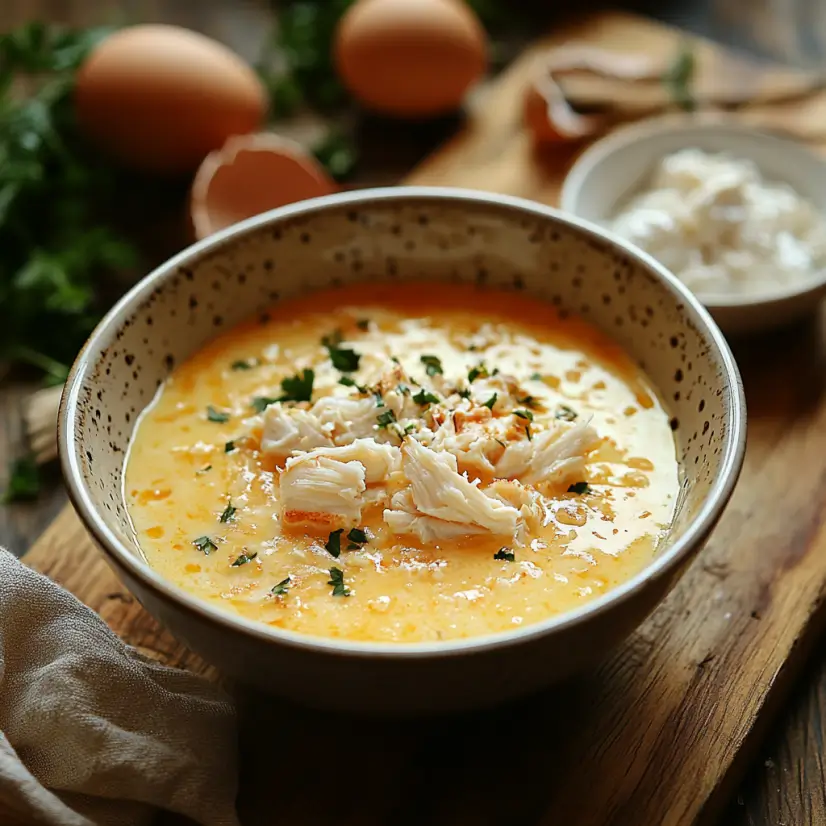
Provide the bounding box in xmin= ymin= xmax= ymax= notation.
xmin=59 ymin=187 xmax=746 ymax=714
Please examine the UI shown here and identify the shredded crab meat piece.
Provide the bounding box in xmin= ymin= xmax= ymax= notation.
xmin=383 ymin=489 xmax=489 ymax=542
xmin=396 ymin=438 xmax=520 ymax=535
xmin=260 ymin=405 xmax=332 ymax=459
xmin=279 ymin=455 xmax=365 ymax=530
xmin=495 ymin=418 xmax=600 ymax=485
xmin=311 ymin=396 xmax=385 ymax=444
xmin=487 ymin=479 xmax=546 ymax=544
xmin=427 ymin=405 xmax=511 ymax=474
xmin=294 ymin=439 xmax=401 ymax=484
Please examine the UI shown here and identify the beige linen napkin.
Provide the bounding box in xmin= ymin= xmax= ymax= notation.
xmin=0 ymin=549 xmax=240 ymax=826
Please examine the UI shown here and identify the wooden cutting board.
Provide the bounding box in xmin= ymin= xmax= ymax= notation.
xmin=23 ymin=12 xmax=826 ymax=825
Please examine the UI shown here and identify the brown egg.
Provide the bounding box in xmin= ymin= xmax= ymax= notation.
xmin=334 ymin=0 xmax=487 ymax=118
xmin=190 ymin=133 xmax=336 ymax=240
xmin=75 ymin=25 xmax=267 ymax=175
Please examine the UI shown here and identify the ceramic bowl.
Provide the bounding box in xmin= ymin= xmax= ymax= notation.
xmin=560 ymin=117 xmax=826 ymax=337
xmin=59 ymin=187 xmax=746 ymax=714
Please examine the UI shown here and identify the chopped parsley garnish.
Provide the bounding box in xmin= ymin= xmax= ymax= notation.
xmin=568 ymin=481 xmax=591 ymax=495
xmin=413 ymin=388 xmax=440 ymax=406
xmin=271 ymin=576 xmax=291 ymax=596
xmin=483 ymin=393 xmax=498 ymax=410
xmin=391 ymin=356 xmax=400 ymax=364
xmin=468 ymin=363 xmax=489 ymax=383
xmin=323 ymin=329 xmax=360 ymax=372
xmin=224 ymin=441 xmax=236 ymax=453
xmin=251 ymin=396 xmax=279 ymax=413
xmin=394 ymin=422 xmax=416 ymax=440
xmin=231 ymin=551 xmax=257 ymax=567
xmin=420 ymin=354 xmax=443 ymax=376
xmin=325 ymin=528 xmax=343 ymax=558
xmin=555 ymin=404 xmax=578 ymax=421
xmin=219 ymin=502 xmax=237 ymax=523
xmin=517 ymin=395 xmax=538 ymax=408
xmin=513 ymin=409 xmax=534 ymax=421
xmin=340 ymin=376 xmax=368 ymax=392
xmin=457 ymin=388 xmax=471 ymax=399
xmin=348 ymin=527 xmax=368 ymax=544
xmin=356 ymin=318 xmax=370 ymax=331
xmin=374 ymin=392 xmax=385 ymax=408
xmin=193 ymin=536 xmax=217 ymax=555
xmin=231 ymin=359 xmax=259 ymax=370
xmin=328 ymin=567 xmax=350 ymax=597
xmin=376 ymin=409 xmax=397 ymax=428
xmin=525 ymin=425 xmax=533 ymax=441
xmin=396 ymin=383 xmax=410 ymax=395
xmin=206 ymin=406 xmax=230 ymax=423
xmin=279 ymin=368 xmax=315 ymax=402
xmin=530 ymin=372 xmax=542 ymax=381
xmin=196 ymin=464 xmax=213 ymax=475
xmin=494 ymin=547 xmax=515 ymax=562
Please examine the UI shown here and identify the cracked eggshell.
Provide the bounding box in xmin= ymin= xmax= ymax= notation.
xmin=190 ymin=133 xmax=337 ymax=240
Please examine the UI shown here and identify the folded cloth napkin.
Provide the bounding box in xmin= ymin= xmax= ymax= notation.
xmin=0 ymin=549 xmax=240 ymax=826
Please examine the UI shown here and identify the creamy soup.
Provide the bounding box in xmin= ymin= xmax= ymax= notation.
xmin=125 ymin=283 xmax=680 ymax=643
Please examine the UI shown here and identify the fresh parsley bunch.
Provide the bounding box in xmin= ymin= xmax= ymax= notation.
xmin=0 ymin=22 xmax=138 ymax=385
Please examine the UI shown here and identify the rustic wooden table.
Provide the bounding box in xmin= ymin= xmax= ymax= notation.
xmin=3 ymin=1 xmax=826 ymax=824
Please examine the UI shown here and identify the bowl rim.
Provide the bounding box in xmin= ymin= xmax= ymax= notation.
xmin=59 ymin=185 xmax=747 ymax=659
xmin=559 ymin=115 xmax=826 ymax=309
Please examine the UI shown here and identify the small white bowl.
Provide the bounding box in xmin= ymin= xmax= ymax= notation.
xmin=560 ymin=116 xmax=826 ymax=336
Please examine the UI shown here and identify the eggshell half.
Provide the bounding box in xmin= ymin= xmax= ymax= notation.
xmin=75 ymin=24 xmax=267 ymax=175
xmin=190 ymin=133 xmax=336 ymax=240
xmin=334 ymin=0 xmax=487 ymax=118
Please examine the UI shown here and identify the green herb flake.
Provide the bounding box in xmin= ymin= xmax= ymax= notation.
xmin=231 ymin=551 xmax=257 ymax=567
xmin=413 ymin=388 xmax=440 ymax=406
xmin=374 ymin=392 xmax=385 ymax=408
xmin=468 ymin=364 xmax=489 ymax=383
xmin=458 ymin=388 xmax=471 ymax=399
xmin=323 ymin=329 xmax=360 ymax=372
xmin=663 ymin=42 xmax=696 ymax=112
xmin=271 ymin=576 xmax=291 ymax=596
xmin=206 ymin=406 xmax=230 ymax=423
xmin=196 ymin=464 xmax=213 ymax=475
xmin=517 ymin=395 xmax=538 ymax=408
xmin=420 ymin=354 xmax=443 ymax=377
xmin=219 ymin=502 xmax=237 ymax=523
xmin=328 ymin=566 xmax=350 ymax=597
xmin=231 ymin=359 xmax=259 ymax=370
xmin=347 ymin=527 xmax=368 ymax=545
xmin=530 ymin=372 xmax=542 ymax=381
xmin=494 ymin=547 xmax=515 ymax=562
xmin=224 ymin=441 xmax=236 ymax=453
xmin=356 ymin=318 xmax=370 ymax=331
xmin=525 ymin=424 xmax=533 ymax=441
xmin=3 ymin=456 xmax=40 ymax=503
xmin=376 ymin=409 xmax=397 ymax=428
xmin=555 ymin=404 xmax=578 ymax=421
xmin=483 ymin=393 xmax=498 ymax=410
xmin=396 ymin=383 xmax=410 ymax=395
xmin=193 ymin=536 xmax=217 ymax=555
xmin=279 ymin=368 xmax=315 ymax=402
xmin=513 ymin=409 xmax=534 ymax=421
xmin=325 ymin=528 xmax=343 ymax=558
xmin=567 ymin=481 xmax=591 ymax=495
xmin=340 ymin=376 xmax=368 ymax=393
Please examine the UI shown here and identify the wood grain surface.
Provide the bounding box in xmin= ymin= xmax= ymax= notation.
xmin=5 ymin=3 xmax=826 ymax=825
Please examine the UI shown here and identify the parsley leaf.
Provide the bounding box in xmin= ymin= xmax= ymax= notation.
xmin=555 ymin=404 xmax=578 ymax=421
xmin=356 ymin=318 xmax=370 ymax=331
xmin=271 ymin=576 xmax=291 ymax=596
xmin=231 ymin=551 xmax=257 ymax=567
xmin=207 ymin=406 xmax=230 ymax=423
xmin=458 ymin=388 xmax=471 ymax=399
xmin=517 ymin=395 xmax=538 ymax=408
xmin=468 ymin=364 xmax=489 ymax=382
xmin=279 ymin=368 xmax=315 ymax=402
xmin=347 ymin=527 xmax=368 ymax=544
xmin=224 ymin=441 xmax=236 ymax=453
xmin=328 ymin=566 xmax=350 ymax=597
xmin=420 ymin=354 xmax=443 ymax=376
xmin=251 ymin=396 xmax=279 ymax=413
xmin=339 ymin=376 xmax=367 ymax=392
xmin=567 ymin=481 xmax=591 ymax=495
xmin=494 ymin=547 xmax=515 ymax=562
xmin=413 ymin=388 xmax=440 ymax=406
xmin=483 ymin=393 xmax=498 ymax=410
xmin=325 ymin=528 xmax=343 ymax=558
xmin=376 ymin=409 xmax=397 ymax=428
xmin=231 ymin=359 xmax=259 ymax=370
xmin=513 ymin=409 xmax=534 ymax=421
xmin=323 ymin=329 xmax=360 ymax=372
xmin=193 ymin=536 xmax=217 ymax=554
xmin=3 ymin=456 xmax=40 ymax=502
xmin=219 ymin=502 xmax=237 ymax=523
xmin=196 ymin=464 xmax=213 ymax=475
xmin=530 ymin=372 xmax=542 ymax=381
